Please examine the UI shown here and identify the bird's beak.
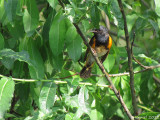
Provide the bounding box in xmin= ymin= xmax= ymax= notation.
xmin=90 ymin=30 xmax=97 ymax=33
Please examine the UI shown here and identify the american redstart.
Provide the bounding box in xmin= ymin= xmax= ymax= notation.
xmin=80 ymin=26 xmax=112 ymax=78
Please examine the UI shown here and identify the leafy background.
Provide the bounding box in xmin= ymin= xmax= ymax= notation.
xmin=0 ymin=0 xmax=160 ymax=120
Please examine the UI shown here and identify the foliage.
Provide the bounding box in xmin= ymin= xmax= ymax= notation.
xmin=0 ymin=0 xmax=160 ymax=120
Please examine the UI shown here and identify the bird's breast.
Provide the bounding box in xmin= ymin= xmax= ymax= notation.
xmin=95 ymin=46 xmax=108 ymax=57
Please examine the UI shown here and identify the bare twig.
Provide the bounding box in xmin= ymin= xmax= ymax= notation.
xmin=131 ymin=32 xmax=148 ymax=69
xmin=131 ymin=32 xmax=135 ymax=55
xmin=131 ymin=30 xmax=160 ymax=85
xmin=117 ymin=0 xmax=138 ymax=116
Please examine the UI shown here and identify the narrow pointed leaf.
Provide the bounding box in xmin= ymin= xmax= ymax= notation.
xmin=27 ymin=39 xmax=44 ymax=79
xmin=0 ymin=78 xmax=15 ymax=119
xmin=90 ymin=4 xmax=100 ymax=28
xmin=42 ymin=10 xmax=56 ymax=42
xmin=39 ymin=82 xmax=57 ymax=114
xmin=4 ymin=0 xmax=18 ymax=22
xmin=23 ymin=0 xmax=39 ymax=36
xmin=67 ymin=35 xmax=82 ymax=62
xmin=0 ymin=0 xmax=6 ymax=22
xmin=49 ymin=11 xmax=66 ymax=56
xmin=110 ymin=0 xmax=124 ymax=29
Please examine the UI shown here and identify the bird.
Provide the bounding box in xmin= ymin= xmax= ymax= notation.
xmin=80 ymin=26 xmax=112 ymax=78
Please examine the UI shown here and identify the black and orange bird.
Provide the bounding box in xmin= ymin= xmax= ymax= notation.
xmin=80 ymin=26 xmax=112 ymax=78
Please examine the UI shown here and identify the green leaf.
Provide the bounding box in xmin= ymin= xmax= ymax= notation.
xmin=90 ymin=4 xmax=100 ymax=28
xmin=133 ymin=1 xmax=141 ymax=7
xmin=67 ymin=35 xmax=82 ymax=62
xmin=73 ymin=86 xmax=90 ymax=119
xmin=55 ymin=114 xmax=65 ymax=120
xmin=134 ymin=67 xmax=141 ymax=93
xmin=4 ymin=0 xmax=18 ymax=22
xmin=16 ymin=83 xmax=31 ymax=103
xmin=23 ymin=0 xmax=39 ymax=36
xmin=65 ymin=25 xmax=77 ymax=45
xmin=27 ymin=39 xmax=45 ymax=79
xmin=89 ymin=98 xmax=103 ymax=120
xmin=0 ymin=0 xmax=6 ymax=22
xmin=148 ymin=19 xmax=159 ymax=38
xmin=135 ymin=17 xmax=147 ymax=31
xmin=65 ymin=113 xmax=74 ymax=120
xmin=24 ymin=111 xmax=44 ymax=120
xmin=52 ymin=53 xmax=64 ymax=70
xmin=98 ymin=4 xmax=112 ymax=20
xmin=49 ymin=11 xmax=66 ymax=56
xmin=0 ymin=33 xmax=4 ymax=50
xmin=104 ymin=54 xmax=115 ymax=72
xmin=30 ymin=83 xmax=41 ymax=108
xmin=39 ymin=82 xmax=57 ymax=114
xmin=7 ymin=21 xmax=24 ymax=40
xmin=47 ymin=0 xmax=58 ymax=9
xmin=16 ymin=0 xmax=24 ymax=16
xmin=90 ymin=108 xmax=103 ymax=120
xmin=110 ymin=0 xmax=124 ymax=29
xmin=0 ymin=49 xmax=33 ymax=66
xmin=12 ymin=62 xmax=24 ymax=78
xmin=154 ymin=0 xmax=160 ymax=17
xmin=0 ymin=77 xmax=15 ymax=119
xmin=4 ymin=113 xmax=16 ymax=119
xmin=1 ymin=57 xmax=14 ymax=70
xmin=65 ymin=95 xmax=79 ymax=108
xmin=158 ymin=18 xmax=160 ymax=28
xmin=120 ymin=76 xmax=132 ymax=108
xmin=139 ymin=71 xmax=153 ymax=105
xmin=42 ymin=10 xmax=56 ymax=42
xmin=101 ymin=95 xmax=121 ymax=118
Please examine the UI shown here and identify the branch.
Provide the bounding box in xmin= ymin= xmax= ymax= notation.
xmin=131 ymin=30 xmax=160 ymax=84
xmin=117 ymin=0 xmax=138 ymax=116
xmin=1 ymin=63 xmax=160 ymax=87
xmin=92 ymin=64 xmax=160 ymax=77
xmin=73 ymin=24 xmax=134 ymax=120
xmin=0 ymin=74 xmax=110 ymax=88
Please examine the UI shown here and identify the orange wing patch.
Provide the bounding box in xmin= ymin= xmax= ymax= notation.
xmin=107 ymin=36 xmax=112 ymax=49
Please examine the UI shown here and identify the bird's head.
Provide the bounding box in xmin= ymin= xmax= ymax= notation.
xmin=90 ymin=26 xmax=108 ymax=36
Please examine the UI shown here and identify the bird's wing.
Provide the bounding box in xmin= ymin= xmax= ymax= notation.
xmin=83 ymin=36 xmax=95 ymax=62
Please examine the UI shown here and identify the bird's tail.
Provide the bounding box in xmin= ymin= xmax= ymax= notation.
xmin=80 ymin=62 xmax=94 ymax=78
